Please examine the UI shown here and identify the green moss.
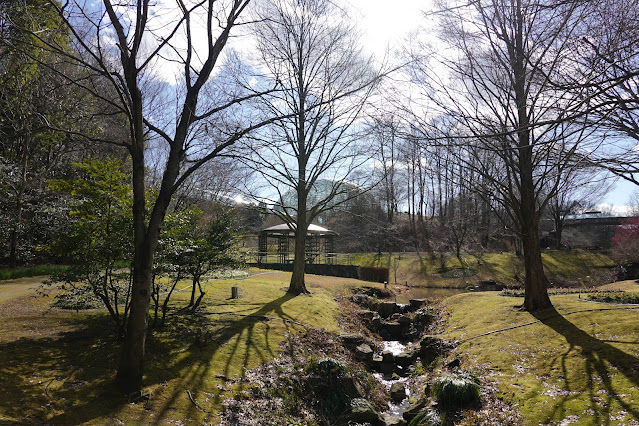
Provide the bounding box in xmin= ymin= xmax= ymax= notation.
xmin=0 ymin=270 xmax=341 ymax=424
xmin=441 ymin=289 xmax=639 ymax=425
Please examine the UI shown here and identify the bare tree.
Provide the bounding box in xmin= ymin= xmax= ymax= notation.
xmin=24 ymin=0 xmax=283 ymax=394
xmin=566 ymin=0 xmax=639 ymax=185
xmin=245 ymin=0 xmax=380 ymax=294
xmin=369 ymin=115 xmax=403 ymax=224
xmin=407 ymin=0 xmax=599 ymax=311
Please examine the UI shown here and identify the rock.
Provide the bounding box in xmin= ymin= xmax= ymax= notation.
xmin=355 ymin=344 xmax=374 ymax=363
xmin=395 ymin=365 xmax=410 ymax=377
xmin=340 ymin=333 xmax=365 ymax=346
xmin=383 ymin=414 xmax=407 ymax=425
xmin=419 ymin=336 xmax=445 ymax=364
xmin=369 ymin=315 xmax=382 ymax=331
xmin=409 ymin=298 xmax=426 ymax=309
xmin=349 ymin=398 xmax=385 ymax=426
xmin=378 ymin=301 xmax=399 ymax=318
xmin=379 ymin=329 xmax=391 ymax=340
xmin=357 ymin=310 xmax=376 ymax=321
xmin=352 ymin=293 xmax=378 ymax=310
xmin=382 ymin=350 xmax=395 ymax=364
xmin=446 ymin=358 xmax=461 ymax=369
xmin=394 ymin=352 xmax=415 ymax=367
xmin=402 ymin=398 xmax=427 ymax=422
xmin=339 ymin=375 xmax=362 ymax=398
xmin=384 ymin=322 xmax=402 ymax=339
xmin=380 ymin=362 xmax=395 ymax=375
xmin=390 ymin=381 xmax=407 ymax=403
xmin=397 ymin=314 xmax=412 ymax=325
xmin=371 ymin=356 xmax=383 ymax=370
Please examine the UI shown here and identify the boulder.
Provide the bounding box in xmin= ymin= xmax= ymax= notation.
xmin=397 ymin=314 xmax=413 ymax=326
xmin=419 ymin=336 xmax=445 ymax=364
xmin=357 ymin=310 xmax=377 ymax=321
xmin=379 ymin=328 xmax=391 ymax=340
xmin=409 ymin=298 xmax=426 ymax=309
xmin=355 ymin=344 xmax=374 ymax=363
xmin=382 ymin=350 xmax=395 ymax=364
xmin=383 ymin=322 xmax=402 ymax=339
xmin=380 ymin=362 xmax=395 ymax=375
xmin=371 ymin=355 xmax=383 ymax=370
xmin=378 ymin=301 xmax=399 ymax=318
xmin=394 ymin=352 xmax=415 ymax=367
xmin=383 ymin=414 xmax=407 ymax=426
xmin=402 ymin=398 xmax=427 ymax=422
xmin=390 ymin=381 xmax=407 ymax=403
xmin=369 ymin=315 xmax=383 ymax=331
xmin=340 ymin=333 xmax=365 ymax=346
xmin=446 ymin=358 xmax=461 ymax=369
xmin=348 ymin=398 xmax=385 ymax=426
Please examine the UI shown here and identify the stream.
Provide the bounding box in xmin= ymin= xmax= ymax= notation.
xmin=374 ymin=340 xmax=412 ymax=418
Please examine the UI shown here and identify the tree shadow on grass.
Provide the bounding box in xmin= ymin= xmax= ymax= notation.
xmin=0 ymin=292 xmax=301 ymax=424
xmin=0 ymin=314 xmax=125 ymax=424
xmin=145 ymin=292 xmax=299 ymax=423
xmin=533 ymin=308 xmax=639 ymax=424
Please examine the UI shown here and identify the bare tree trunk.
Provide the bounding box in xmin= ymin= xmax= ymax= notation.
xmin=521 ymin=216 xmax=552 ymax=311
xmin=289 ymin=195 xmax=309 ymax=294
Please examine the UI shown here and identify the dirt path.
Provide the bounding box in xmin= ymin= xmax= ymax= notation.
xmin=0 ymin=276 xmax=47 ymax=304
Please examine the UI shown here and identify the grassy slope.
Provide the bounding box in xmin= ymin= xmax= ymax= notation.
xmin=441 ymin=282 xmax=639 ymax=425
xmin=353 ymin=250 xmax=616 ymax=288
xmin=0 ymin=271 xmax=355 ymax=425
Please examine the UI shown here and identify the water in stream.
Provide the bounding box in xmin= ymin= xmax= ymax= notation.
xmin=375 ymin=341 xmax=413 ymax=419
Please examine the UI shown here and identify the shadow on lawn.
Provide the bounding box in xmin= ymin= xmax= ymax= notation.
xmin=534 ymin=308 xmax=639 ymax=424
xmin=0 ymin=314 xmax=125 ymax=424
xmin=0 ymin=292 xmax=300 ymax=424
xmin=147 ymin=291 xmax=299 ymax=423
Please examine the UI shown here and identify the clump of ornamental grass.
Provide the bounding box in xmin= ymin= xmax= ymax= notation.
xmin=432 ymin=371 xmax=480 ymax=407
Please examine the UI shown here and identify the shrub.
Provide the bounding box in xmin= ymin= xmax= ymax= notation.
xmin=586 ymin=290 xmax=639 ymax=304
xmin=358 ymin=266 xmax=390 ymax=283
xmin=0 ymin=264 xmax=68 ymax=280
xmin=51 ymin=286 xmax=102 ymax=310
xmin=432 ymin=371 xmax=480 ymax=407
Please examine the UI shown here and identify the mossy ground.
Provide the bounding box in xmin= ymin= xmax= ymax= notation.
xmin=1 ymin=266 xmax=637 ymax=425
xmin=353 ymin=250 xmax=616 ymax=288
xmin=441 ymin=281 xmax=639 ymax=425
xmin=0 ymin=270 xmax=351 ymax=424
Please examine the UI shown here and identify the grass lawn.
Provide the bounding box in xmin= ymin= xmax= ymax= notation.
xmin=2 ymin=269 xmax=637 ymax=424
xmin=0 ymin=270 xmax=365 ymax=425
xmin=353 ymin=250 xmax=616 ymax=288
xmin=441 ymin=281 xmax=639 ymax=425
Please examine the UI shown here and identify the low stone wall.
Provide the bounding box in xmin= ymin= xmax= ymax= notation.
xmin=249 ymin=262 xmax=363 ymax=280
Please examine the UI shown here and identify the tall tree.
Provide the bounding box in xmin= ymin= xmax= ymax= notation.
xmin=26 ymin=0 xmax=279 ymax=393
xmin=569 ymin=0 xmax=639 ymax=185
xmin=0 ymin=0 xmax=78 ymax=267
xmin=246 ymin=0 xmax=379 ymax=294
xmin=408 ymin=0 xmax=598 ymax=310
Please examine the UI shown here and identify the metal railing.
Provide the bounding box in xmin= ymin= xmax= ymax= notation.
xmin=246 ymin=251 xmax=353 ymax=265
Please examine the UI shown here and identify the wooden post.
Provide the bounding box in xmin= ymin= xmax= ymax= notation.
xmin=231 ymin=285 xmax=239 ymax=299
